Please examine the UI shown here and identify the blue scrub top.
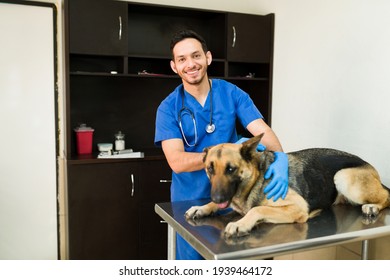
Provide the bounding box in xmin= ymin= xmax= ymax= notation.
xmin=155 ymin=79 xmax=263 ymax=202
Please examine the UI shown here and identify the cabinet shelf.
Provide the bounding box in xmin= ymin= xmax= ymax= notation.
xmin=69 ymin=71 xmax=179 ymax=79
xmin=69 ymin=72 xmax=269 ymax=83
xmin=69 ymin=54 xmax=125 ymax=74
xmin=68 ymin=153 xmax=167 ymax=166
xmin=69 ymin=52 xmax=270 ymax=81
xmin=70 ymin=71 xmax=269 ymax=80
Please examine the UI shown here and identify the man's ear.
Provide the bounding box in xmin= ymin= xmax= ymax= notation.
xmin=206 ymin=51 xmax=212 ymax=66
xmin=170 ymin=60 xmax=178 ymax=73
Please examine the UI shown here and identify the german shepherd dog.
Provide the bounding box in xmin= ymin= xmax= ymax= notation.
xmin=185 ymin=134 xmax=390 ymax=238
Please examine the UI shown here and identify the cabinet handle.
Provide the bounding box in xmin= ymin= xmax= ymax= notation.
xmin=232 ymin=26 xmax=237 ymax=48
xmin=130 ymin=173 xmax=135 ymax=196
xmin=118 ymin=16 xmax=122 ymax=41
xmin=160 ymin=179 xmax=172 ymax=183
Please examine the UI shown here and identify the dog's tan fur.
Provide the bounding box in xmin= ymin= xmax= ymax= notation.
xmin=185 ymin=134 xmax=390 ymax=238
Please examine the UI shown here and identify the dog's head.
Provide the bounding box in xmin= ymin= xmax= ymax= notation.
xmin=203 ymin=134 xmax=265 ymax=208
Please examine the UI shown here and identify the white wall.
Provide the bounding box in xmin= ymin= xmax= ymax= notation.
xmin=128 ymin=0 xmax=390 ymax=186
xmin=266 ymin=0 xmax=390 ymax=188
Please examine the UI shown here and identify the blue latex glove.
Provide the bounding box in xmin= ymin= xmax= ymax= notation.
xmin=264 ymin=151 xmax=289 ymax=201
xmin=235 ymin=137 xmax=266 ymax=151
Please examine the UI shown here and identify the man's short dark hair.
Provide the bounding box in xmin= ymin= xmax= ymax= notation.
xmin=170 ymin=30 xmax=208 ymax=58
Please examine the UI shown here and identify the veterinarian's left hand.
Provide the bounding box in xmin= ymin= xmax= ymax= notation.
xmin=264 ymin=151 xmax=289 ymax=201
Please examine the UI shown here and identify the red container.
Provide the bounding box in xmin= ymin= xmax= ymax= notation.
xmin=74 ymin=125 xmax=94 ymax=155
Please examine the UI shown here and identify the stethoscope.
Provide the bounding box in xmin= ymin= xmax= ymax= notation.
xmin=178 ymin=79 xmax=215 ymax=147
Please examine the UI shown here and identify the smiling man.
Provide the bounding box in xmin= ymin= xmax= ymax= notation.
xmin=154 ymin=30 xmax=288 ymax=260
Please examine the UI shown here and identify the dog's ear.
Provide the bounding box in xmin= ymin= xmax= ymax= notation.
xmin=241 ymin=133 xmax=264 ymax=149
xmin=250 ymin=133 xmax=264 ymax=145
xmin=202 ymin=146 xmax=211 ymax=163
xmin=240 ymin=133 xmax=264 ymax=162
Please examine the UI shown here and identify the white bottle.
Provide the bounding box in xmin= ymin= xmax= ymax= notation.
xmin=115 ymin=131 xmax=125 ymax=151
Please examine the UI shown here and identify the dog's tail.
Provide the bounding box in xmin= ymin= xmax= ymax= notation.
xmin=308 ymin=209 xmax=322 ymax=219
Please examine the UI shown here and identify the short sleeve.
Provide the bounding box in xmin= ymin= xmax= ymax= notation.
xmin=154 ymin=96 xmax=182 ymax=147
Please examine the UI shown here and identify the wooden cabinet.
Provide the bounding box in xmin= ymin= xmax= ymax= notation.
xmin=67 ymin=161 xmax=138 ymax=260
xmin=68 ymin=0 xmax=128 ymax=55
xmin=67 ymin=159 xmax=171 ymax=260
xmin=227 ymin=13 xmax=274 ymax=63
xmin=65 ymin=0 xmax=274 ymax=260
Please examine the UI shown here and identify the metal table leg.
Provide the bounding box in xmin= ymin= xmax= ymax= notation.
xmin=361 ymin=240 xmax=369 ymax=260
xmin=167 ymin=224 xmax=176 ymax=260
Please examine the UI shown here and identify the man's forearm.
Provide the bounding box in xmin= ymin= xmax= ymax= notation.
xmin=165 ymin=151 xmax=205 ymax=173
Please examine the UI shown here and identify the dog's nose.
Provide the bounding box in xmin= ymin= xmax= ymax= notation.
xmin=211 ymin=193 xmax=227 ymax=204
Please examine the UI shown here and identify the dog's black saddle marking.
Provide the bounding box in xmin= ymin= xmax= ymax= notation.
xmin=289 ymin=148 xmax=368 ymax=211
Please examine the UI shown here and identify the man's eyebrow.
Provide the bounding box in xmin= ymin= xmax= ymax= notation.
xmin=175 ymin=51 xmax=201 ymax=60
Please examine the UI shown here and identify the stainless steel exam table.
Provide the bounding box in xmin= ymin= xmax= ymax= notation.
xmin=155 ymin=199 xmax=390 ymax=260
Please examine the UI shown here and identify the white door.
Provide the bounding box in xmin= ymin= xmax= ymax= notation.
xmin=0 ymin=1 xmax=58 ymax=259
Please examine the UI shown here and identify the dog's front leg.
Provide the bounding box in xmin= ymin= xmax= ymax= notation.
xmin=224 ymin=207 xmax=262 ymax=238
xmin=224 ymin=205 xmax=307 ymax=238
xmin=185 ymin=202 xmax=220 ymax=220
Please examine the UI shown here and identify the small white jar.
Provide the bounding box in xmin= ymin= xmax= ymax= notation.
xmin=115 ymin=131 xmax=125 ymax=151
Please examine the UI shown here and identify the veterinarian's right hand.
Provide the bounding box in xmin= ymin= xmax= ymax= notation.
xmin=264 ymin=151 xmax=289 ymax=201
xmin=235 ymin=137 xmax=266 ymax=151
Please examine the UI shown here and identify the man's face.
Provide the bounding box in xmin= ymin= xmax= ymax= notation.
xmin=170 ymin=38 xmax=212 ymax=85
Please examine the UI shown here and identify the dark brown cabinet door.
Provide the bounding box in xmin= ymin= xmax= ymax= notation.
xmin=68 ymin=0 xmax=128 ymax=55
xmin=227 ymin=13 xmax=274 ymax=63
xmin=138 ymin=160 xmax=172 ymax=259
xmin=67 ymin=162 xmax=138 ymax=259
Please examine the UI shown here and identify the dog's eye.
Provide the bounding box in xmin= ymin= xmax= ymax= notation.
xmin=207 ymin=163 xmax=214 ymax=175
xmin=225 ymin=165 xmax=237 ymax=174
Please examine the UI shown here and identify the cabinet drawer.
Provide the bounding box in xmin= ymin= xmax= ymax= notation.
xmin=139 ymin=160 xmax=172 ymax=204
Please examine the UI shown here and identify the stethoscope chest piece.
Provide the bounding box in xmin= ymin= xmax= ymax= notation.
xmin=205 ymin=123 xmax=215 ymax=133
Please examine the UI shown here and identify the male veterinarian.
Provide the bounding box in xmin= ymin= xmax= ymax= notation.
xmin=154 ymin=30 xmax=288 ymax=260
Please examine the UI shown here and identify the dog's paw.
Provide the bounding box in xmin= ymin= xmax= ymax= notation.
xmin=362 ymin=204 xmax=379 ymax=217
xmin=224 ymin=221 xmax=252 ymax=238
xmin=185 ymin=206 xmax=210 ymax=220
xmin=361 ymin=215 xmax=379 ymax=225
xmin=224 ymin=234 xmax=251 ymax=245
xmin=186 ymin=216 xmax=205 ymax=226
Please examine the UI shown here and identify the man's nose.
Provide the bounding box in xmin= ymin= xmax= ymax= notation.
xmin=186 ymin=58 xmax=196 ymax=68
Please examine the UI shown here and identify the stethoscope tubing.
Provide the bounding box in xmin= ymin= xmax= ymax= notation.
xmin=178 ymin=107 xmax=198 ymax=147
xmin=178 ymin=80 xmax=215 ymax=147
